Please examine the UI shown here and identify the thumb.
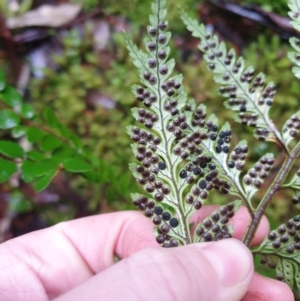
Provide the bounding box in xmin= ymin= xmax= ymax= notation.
xmin=54 ymin=239 xmax=253 ymax=301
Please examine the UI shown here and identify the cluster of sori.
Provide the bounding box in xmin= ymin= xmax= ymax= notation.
xmin=243 ymin=155 xmax=274 ymax=189
xmin=137 ymin=107 xmax=159 ymax=129
xmin=228 ymin=144 xmax=248 ymax=171
xmin=135 ymin=86 xmax=158 ymax=108
xmin=194 ymin=203 xmax=235 ymax=242
xmin=153 ymin=206 xmax=180 ymax=247
xmin=283 ymin=114 xmax=300 ymax=138
xmin=132 ymin=193 xmax=181 ymax=247
xmin=267 ymin=216 xmax=300 ymax=253
xmin=209 ymin=124 xmax=231 ymax=154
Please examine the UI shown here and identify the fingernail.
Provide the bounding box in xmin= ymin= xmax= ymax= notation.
xmin=197 ymin=239 xmax=253 ymax=287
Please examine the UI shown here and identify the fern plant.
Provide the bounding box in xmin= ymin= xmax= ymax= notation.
xmin=125 ymin=0 xmax=300 ymax=290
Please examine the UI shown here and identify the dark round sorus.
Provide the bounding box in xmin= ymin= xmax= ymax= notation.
xmin=147 ymin=200 xmax=155 ymax=208
xmin=192 ymin=187 xmax=200 ymax=196
xmin=194 ymin=200 xmax=202 ymax=210
xmin=186 ymin=164 xmax=193 ymax=172
xmin=222 ymin=146 xmax=230 ymax=153
xmin=146 ymin=184 xmax=154 ymax=193
xmin=236 ymin=162 xmax=244 ymax=170
xmin=215 ymin=146 xmax=222 ymax=153
xmin=204 ymin=219 xmax=212 ymax=229
xmin=161 ymin=83 xmax=168 ymax=91
xmin=167 ymin=88 xmax=175 ymax=96
xmin=294 ymin=216 xmax=300 ymax=222
xmin=203 ymin=233 xmax=213 ymax=242
xmin=149 ymin=27 xmax=157 ymax=36
xmin=205 ymin=156 xmax=212 ymax=163
xmin=145 ymin=209 xmax=153 ymax=217
xmin=147 ymin=41 xmax=156 ymax=51
xmin=151 ymin=156 xmax=159 ymax=164
xmin=200 ymin=191 xmax=208 ymax=199
xmin=179 ymin=170 xmax=188 ymax=179
xmin=170 ymin=108 xmax=179 ymax=116
xmin=154 ymin=206 xmax=163 ymax=215
xmin=186 ymin=195 xmax=194 ymax=204
xmin=295 ymin=243 xmax=300 ymax=249
xmin=199 ymin=180 xmax=207 ymax=189
xmin=170 ymin=239 xmax=179 ymax=248
xmin=162 ymin=242 xmax=170 ymax=248
xmin=217 ymin=139 xmax=224 ymax=145
xmin=288 ymin=229 xmax=296 ymax=236
xmin=227 ymin=211 xmax=234 ymax=218
xmin=155 ymin=193 xmax=164 ymax=202
xmin=158 ymin=49 xmax=167 ymax=59
xmin=228 ymin=161 xmax=235 ymax=168
xmin=162 ymin=212 xmax=171 ymax=221
xmin=234 ymin=147 xmax=242 ymax=154
xmin=158 ymin=34 xmax=166 ymax=44
xmin=268 ymin=232 xmax=277 ymax=240
xmin=280 ymin=235 xmax=289 ymax=243
xmin=278 ymin=225 xmax=286 ymax=234
xmin=148 ymin=58 xmax=157 ymax=68
xmin=149 ymin=75 xmax=157 ymax=84
xmin=205 ymin=174 xmax=213 ymax=182
xmin=209 ymin=63 xmax=215 ymax=70
xmin=138 ymin=178 xmax=147 ymax=185
xmin=286 ymin=245 xmax=294 ymax=253
xmin=144 ymin=71 xmax=151 ymax=80
xmin=160 ymin=224 xmax=170 ymax=234
xmin=221 ymin=216 xmax=229 ymax=224
xmin=272 ymin=240 xmax=281 ymax=249
xmin=142 ymin=170 xmax=150 ymax=178
xmin=260 ymin=258 xmax=267 ymax=265
xmin=173 ymin=147 xmax=181 ymax=155
xmin=186 ymin=176 xmax=194 ymax=184
xmin=156 ymin=234 xmax=165 ymax=244
xmin=211 ymin=125 xmax=218 ymax=132
xmin=136 ymin=165 xmax=144 ymax=173
xmin=158 ymin=162 xmax=166 ymax=170
xmin=162 ymin=186 xmax=170 ymax=194
xmin=180 ymin=151 xmax=189 ymax=159
xmin=212 ymin=213 xmax=220 ymax=222
xmin=159 ymin=65 xmax=168 ymax=75
xmin=200 ymin=162 xmax=207 ymax=168
xmin=209 ymin=163 xmax=216 ymax=170
xmin=170 ymin=218 xmax=179 ymax=228
xmin=154 ymin=180 xmax=162 ymax=189
xmin=210 ymin=133 xmax=217 ymax=140
xmin=295 ymin=234 xmax=300 ymax=242
xmin=196 ymin=227 xmax=204 ymax=236
xmin=286 ymin=220 xmax=294 ymax=229
xmin=152 ymin=216 xmax=161 ymax=225
xmin=158 ymin=21 xmax=167 ymax=30
xmin=212 ymin=224 xmax=220 ymax=233
xmin=296 ymin=223 xmax=300 ymax=230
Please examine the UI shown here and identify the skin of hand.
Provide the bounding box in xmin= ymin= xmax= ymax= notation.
xmin=0 ymin=206 xmax=294 ymax=301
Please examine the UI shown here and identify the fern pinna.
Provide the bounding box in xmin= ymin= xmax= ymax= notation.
xmin=125 ymin=0 xmax=300 ymax=290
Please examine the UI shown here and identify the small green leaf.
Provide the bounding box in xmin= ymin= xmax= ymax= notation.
xmin=34 ymin=160 xmax=58 ymax=177
xmin=0 ymin=86 xmax=22 ymax=107
xmin=64 ymin=158 xmax=92 ymax=172
xmin=44 ymin=108 xmax=59 ymax=128
xmin=21 ymin=161 xmax=38 ymax=183
xmin=21 ymin=103 xmax=35 ymax=119
xmin=34 ymin=170 xmax=57 ymax=192
xmin=26 ymin=150 xmax=44 ymax=161
xmin=0 ymin=70 xmax=5 ymax=91
xmin=12 ymin=125 xmax=26 ymax=138
xmin=0 ymin=110 xmax=20 ymax=129
xmin=40 ymin=135 xmax=62 ymax=152
xmin=0 ymin=159 xmax=17 ymax=183
xmin=26 ymin=127 xmax=46 ymax=143
xmin=0 ymin=140 xmax=24 ymax=158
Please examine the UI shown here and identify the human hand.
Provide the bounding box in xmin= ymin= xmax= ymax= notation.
xmin=0 ymin=207 xmax=294 ymax=301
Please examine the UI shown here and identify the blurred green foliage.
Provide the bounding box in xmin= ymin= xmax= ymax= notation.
xmin=238 ymin=0 xmax=288 ymax=14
